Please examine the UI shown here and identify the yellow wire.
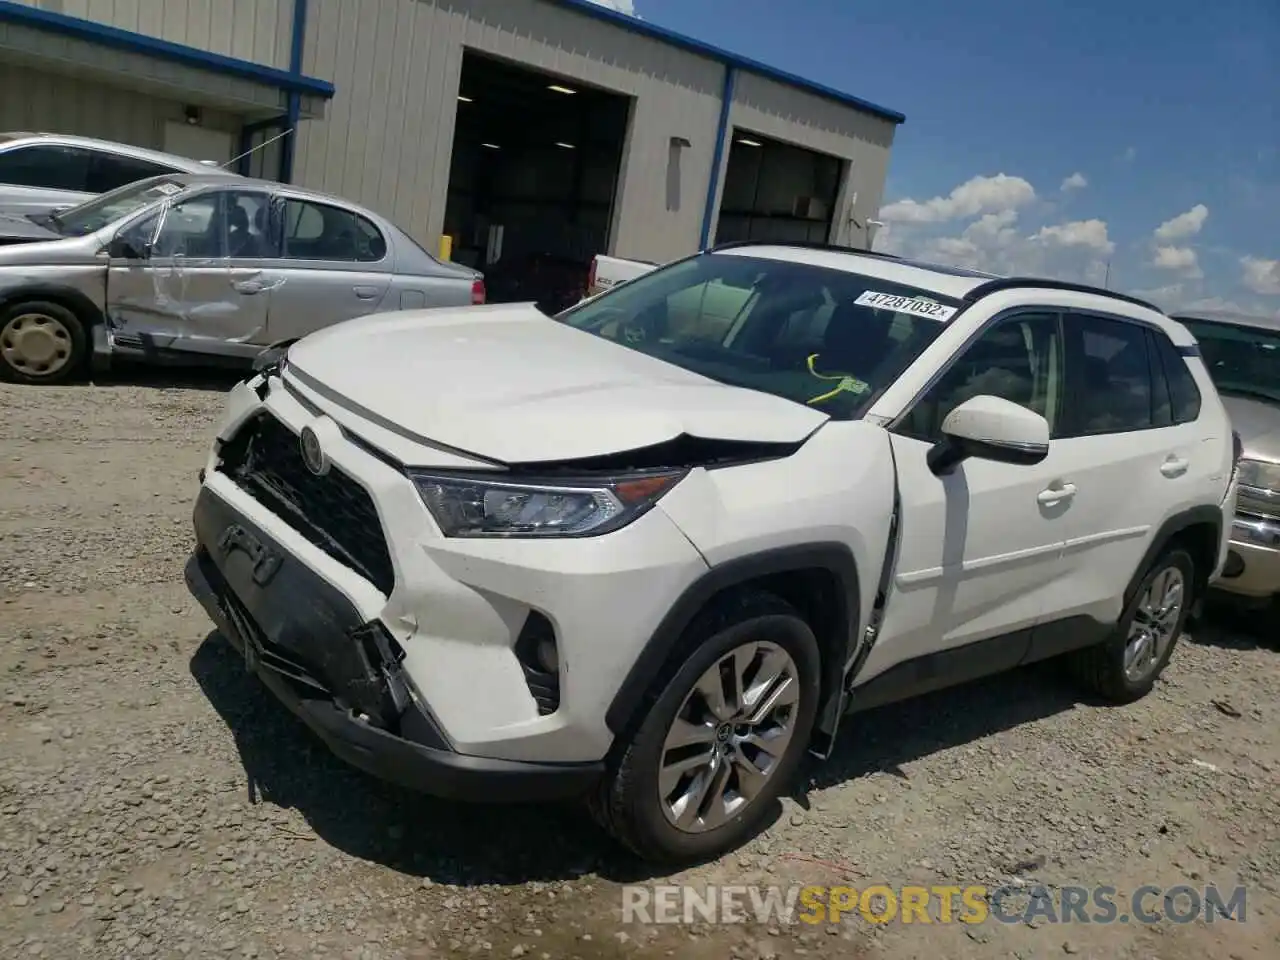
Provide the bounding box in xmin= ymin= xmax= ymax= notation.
xmin=805 ymin=353 xmax=868 ymax=406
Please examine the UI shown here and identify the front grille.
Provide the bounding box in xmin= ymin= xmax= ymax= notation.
xmin=1238 ymin=485 xmax=1279 ymax=522
xmin=217 ymin=413 xmax=396 ymax=595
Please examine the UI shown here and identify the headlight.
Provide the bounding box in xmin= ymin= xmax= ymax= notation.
xmin=1237 ymin=458 xmax=1280 ymax=494
xmin=409 ymin=470 xmax=686 ymax=538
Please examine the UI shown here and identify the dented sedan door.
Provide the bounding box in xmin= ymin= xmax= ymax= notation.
xmin=104 ymin=187 xmax=275 ymax=361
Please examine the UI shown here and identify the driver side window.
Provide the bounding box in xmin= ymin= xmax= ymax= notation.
xmin=899 ymin=312 xmax=1064 ymax=442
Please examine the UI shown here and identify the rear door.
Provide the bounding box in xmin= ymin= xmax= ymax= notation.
xmin=1039 ymin=312 xmax=1213 ymax=627
xmin=260 ymin=196 xmax=393 ymax=342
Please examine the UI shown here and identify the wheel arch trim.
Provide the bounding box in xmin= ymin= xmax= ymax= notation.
xmin=604 ymin=542 xmax=861 ymax=737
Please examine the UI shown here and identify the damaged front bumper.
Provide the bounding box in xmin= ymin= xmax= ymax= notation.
xmin=184 ymin=485 xmax=603 ymax=802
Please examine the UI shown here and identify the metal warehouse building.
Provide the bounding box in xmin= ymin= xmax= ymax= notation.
xmin=0 ymin=0 xmax=903 ymax=279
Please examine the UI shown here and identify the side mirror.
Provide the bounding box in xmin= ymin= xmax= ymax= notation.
xmin=926 ymin=395 xmax=1050 ymax=477
xmin=107 ymin=235 xmax=147 ymax=260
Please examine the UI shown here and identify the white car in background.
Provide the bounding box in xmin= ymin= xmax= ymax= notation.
xmin=0 ymin=132 xmax=235 ymax=216
xmin=185 ymin=241 xmax=1238 ymax=863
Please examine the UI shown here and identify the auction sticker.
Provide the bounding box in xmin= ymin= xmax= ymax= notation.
xmin=855 ymin=290 xmax=958 ymax=321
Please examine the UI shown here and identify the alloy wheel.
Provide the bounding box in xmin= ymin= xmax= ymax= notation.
xmin=658 ymin=641 xmax=801 ymax=833
xmin=1124 ymin=565 xmax=1185 ymax=682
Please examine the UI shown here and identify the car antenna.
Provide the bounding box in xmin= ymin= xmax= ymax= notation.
xmin=221 ymin=127 xmax=294 ymax=171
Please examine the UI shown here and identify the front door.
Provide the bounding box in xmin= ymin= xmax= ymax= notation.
xmin=854 ymin=311 xmax=1071 ymax=691
xmin=106 ymin=187 xmax=276 ymax=358
xmin=259 ymin=196 xmax=393 ymax=342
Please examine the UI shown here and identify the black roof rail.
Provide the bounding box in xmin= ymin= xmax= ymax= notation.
xmin=708 ymin=238 xmax=903 ymax=261
xmin=963 ymin=277 xmax=1165 ymax=314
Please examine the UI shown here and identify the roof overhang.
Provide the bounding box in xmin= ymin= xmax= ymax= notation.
xmin=545 ymin=0 xmax=906 ymax=125
xmin=0 ymin=0 xmax=333 ymax=120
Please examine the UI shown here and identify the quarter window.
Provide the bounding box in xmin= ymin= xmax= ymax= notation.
xmin=281 ymin=199 xmax=387 ymax=262
xmin=1153 ymin=332 xmax=1202 ymax=424
xmin=1062 ymin=314 xmax=1155 ymax=436
xmin=899 ymin=312 xmax=1064 ymax=441
xmin=0 ymin=144 xmax=93 ymax=192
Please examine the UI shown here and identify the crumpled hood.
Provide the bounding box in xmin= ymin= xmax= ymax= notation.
xmin=1222 ymin=395 xmax=1280 ymax=462
xmin=0 ymin=211 xmax=61 ymax=244
xmin=284 ymin=303 xmax=829 ymax=464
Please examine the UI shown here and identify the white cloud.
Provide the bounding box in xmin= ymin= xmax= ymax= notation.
xmin=1153 ymin=204 xmax=1209 ymax=242
xmin=1241 ymin=256 xmax=1280 ymax=296
xmin=582 ymin=0 xmax=636 ymax=13
xmin=1032 ymin=219 xmax=1116 ymax=256
xmin=1060 ymin=172 xmax=1088 ymax=192
xmin=1152 ymin=245 xmax=1202 ymax=278
xmin=879 ymin=174 xmax=1036 ymax=224
xmin=1131 ymin=283 xmax=1186 ymax=307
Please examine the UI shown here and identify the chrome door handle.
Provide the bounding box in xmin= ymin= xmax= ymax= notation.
xmin=1161 ymin=456 xmax=1190 ymax=478
xmin=1037 ymin=483 xmax=1077 ymax=506
xmin=233 ymin=280 xmax=265 ymax=295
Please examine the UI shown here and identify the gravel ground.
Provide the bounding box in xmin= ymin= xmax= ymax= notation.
xmin=1 ymin=374 xmax=1278 ymax=960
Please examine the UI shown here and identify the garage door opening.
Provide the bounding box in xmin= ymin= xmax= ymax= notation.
xmin=715 ymin=130 xmax=842 ymax=246
xmin=445 ymin=52 xmax=631 ymax=314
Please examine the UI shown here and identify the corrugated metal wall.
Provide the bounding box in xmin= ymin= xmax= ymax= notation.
xmin=0 ymin=61 xmax=243 ymax=147
xmin=726 ymin=71 xmax=896 ymax=250
xmin=11 ymin=0 xmax=295 ymax=69
xmin=298 ymin=0 xmax=894 ymax=261
xmin=297 ymin=0 xmax=725 ymax=262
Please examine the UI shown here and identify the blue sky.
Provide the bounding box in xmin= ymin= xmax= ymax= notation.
xmin=594 ymin=0 xmax=1280 ymax=317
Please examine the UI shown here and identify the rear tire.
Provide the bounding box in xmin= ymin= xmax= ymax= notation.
xmin=1069 ymin=548 xmax=1195 ymax=703
xmin=590 ymin=591 xmax=821 ymax=865
xmin=0 ymin=300 xmax=88 ymax=385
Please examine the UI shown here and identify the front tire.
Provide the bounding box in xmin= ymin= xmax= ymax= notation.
xmin=591 ymin=592 xmax=821 ymax=864
xmin=0 ymin=300 xmax=88 ymax=385
xmin=1069 ymin=547 xmax=1195 ymax=703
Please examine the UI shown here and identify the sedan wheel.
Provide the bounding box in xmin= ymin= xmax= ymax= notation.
xmin=1 ymin=311 xmax=75 ymax=379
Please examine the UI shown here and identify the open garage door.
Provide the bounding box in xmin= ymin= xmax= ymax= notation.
xmin=444 ymin=52 xmax=631 ymax=315
xmin=715 ymin=130 xmax=843 ymax=245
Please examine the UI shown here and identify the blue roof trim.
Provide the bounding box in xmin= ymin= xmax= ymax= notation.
xmin=544 ymin=0 xmax=905 ymax=125
xmin=0 ymin=0 xmax=335 ymax=99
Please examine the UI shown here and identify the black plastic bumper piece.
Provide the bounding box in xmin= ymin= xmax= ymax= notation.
xmin=185 ymin=486 xmax=603 ymax=803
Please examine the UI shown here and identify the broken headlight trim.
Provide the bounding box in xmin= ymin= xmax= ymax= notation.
xmin=408 ymin=470 xmax=687 ymax=538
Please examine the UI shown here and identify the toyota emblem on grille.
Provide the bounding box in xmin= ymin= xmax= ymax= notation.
xmin=299 ymin=425 xmax=329 ymax=476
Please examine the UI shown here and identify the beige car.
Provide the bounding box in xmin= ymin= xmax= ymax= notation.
xmin=1176 ymin=311 xmax=1280 ymax=616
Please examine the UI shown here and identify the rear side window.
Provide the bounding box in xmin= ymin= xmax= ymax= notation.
xmin=0 ymin=144 xmax=93 ymax=191
xmin=1061 ymin=313 xmax=1155 ymax=436
xmin=1153 ymin=333 xmax=1202 ymax=424
xmin=281 ymin=199 xmax=387 ymax=262
xmin=88 ymin=153 xmax=178 ymax=193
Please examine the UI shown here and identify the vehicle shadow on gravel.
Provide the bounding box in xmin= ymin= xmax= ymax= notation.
xmin=800 ymin=661 xmax=1085 ymax=795
xmin=89 ymin=362 xmax=244 ymax=392
xmin=189 ymin=632 xmax=670 ymax=885
xmin=192 ymin=628 xmax=1094 ymax=882
xmin=1188 ymin=605 xmax=1278 ymax=652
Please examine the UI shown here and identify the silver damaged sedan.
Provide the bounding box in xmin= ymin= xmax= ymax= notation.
xmin=0 ymin=174 xmax=484 ymax=384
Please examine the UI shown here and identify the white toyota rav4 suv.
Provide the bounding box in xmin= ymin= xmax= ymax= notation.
xmin=185 ymin=241 xmax=1238 ymax=863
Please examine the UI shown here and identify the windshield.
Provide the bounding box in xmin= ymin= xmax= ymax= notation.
xmin=556 ymin=252 xmax=960 ymax=419
xmin=1181 ymin=318 xmax=1280 ymax=405
xmin=52 ymin=177 xmax=186 ymax=236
